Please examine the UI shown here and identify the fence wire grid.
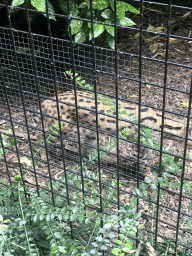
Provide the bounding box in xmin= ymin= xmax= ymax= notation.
xmin=1 ymin=0 xmax=192 ymax=254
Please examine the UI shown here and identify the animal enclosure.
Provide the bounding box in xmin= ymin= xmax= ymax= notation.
xmin=1 ymin=0 xmax=192 ymax=255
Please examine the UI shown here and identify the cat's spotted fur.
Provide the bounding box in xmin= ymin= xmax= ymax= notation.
xmin=41 ymin=90 xmax=188 ymax=144
xmin=40 ymin=90 xmax=191 ymax=177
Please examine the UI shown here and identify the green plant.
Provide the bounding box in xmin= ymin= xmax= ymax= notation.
xmin=59 ymin=0 xmax=139 ymax=48
xmin=0 ymin=134 xmax=5 ymax=157
xmin=0 ymin=132 xmax=19 ymax=162
xmin=31 ymin=122 xmax=64 ymax=166
xmin=0 ymin=174 xmax=142 ymax=255
xmin=9 ymin=0 xmax=139 ymax=49
xmin=9 ymin=0 xmax=56 ymax=20
xmin=1 ymin=151 xmax=192 ymax=256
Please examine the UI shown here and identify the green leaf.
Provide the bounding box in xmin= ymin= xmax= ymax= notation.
xmin=131 ymin=227 xmax=137 ymax=233
xmin=103 ymin=223 xmax=112 ymax=229
xmin=79 ymin=216 xmax=84 ymax=222
xmin=143 ymin=189 xmax=148 ymax=197
xmin=51 ymin=245 xmax=58 ymax=251
xmin=135 ymin=188 xmax=140 ymax=196
xmin=95 ymin=236 xmax=103 ymax=242
xmin=90 ymin=249 xmax=97 ymax=254
xmin=59 ymin=0 xmax=78 ymax=16
xmin=79 ymin=1 xmax=88 ymax=9
xmin=118 ymin=234 xmax=126 ymax=239
xmin=112 ymin=248 xmax=120 ymax=255
xmin=118 ymin=17 xmax=135 ymax=26
xmin=85 ymin=217 xmax=90 ymax=224
xmin=89 ymin=211 xmax=95 ymax=217
xmin=75 ymin=25 xmax=89 ymax=43
xmin=88 ymin=23 xmax=105 ymax=40
xmin=125 ymin=239 xmax=132 ymax=246
xmin=140 ymin=183 xmax=146 ymax=190
xmin=122 ymin=247 xmax=131 ymax=252
xmin=11 ymin=0 xmax=24 ymax=6
xmin=70 ymin=214 xmax=76 ymax=221
xmin=129 ymin=231 xmax=136 ymax=236
xmin=144 ymin=176 xmax=151 ymax=184
xmin=116 ymin=239 xmax=123 ymax=245
xmin=31 ymin=0 xmax=56 ymax=21
xmin=92 ymin=242 xmax=98 ymax=247
xmin=71 ymin=19 xmax=83 ymax=35
xmin=33 ymin=215 xmax=38 ymax=222
xmin=150 ymin=183 xmax=157 ymax=190
xmin=40 ymin=214 xmax=45 ymax=221
xmin=110 ymin=214 xmax=119 ymax=220
xmin=46 ymin=214 xmax=51 ymax=221
xmin=99 ymin=228 xmax=107 ymax=234
xmin=105 ymin=20 xmax=114 ymax=36
xmin=108 ymin=231 xmax=116 ymax=238
xmin=58 ymin=214 xmax=62 ymax=220
xmin=124 ymin=2 xmax=140 ymax=14
xmin=110 ymin=1 xmax=125 ymax=19
xmin=101 ymin=9 xmax=112 ymax=19
xmin=174 ymin=156 xmax=179 ymax=163
xmin=64 ymin=213 xmax=69 ymax=219
xmin=100 ymin=245 xmax=108 ymax=250
xmin=106 ymin=32 xmax=115 ymax=49
xmin=32 ymin=0 xmax=45 ymax=12
xmin=95 ymin=219 xmax=101 ymax=226
xmin=79 ymin=0 xmax=109 ymax=11
xmin=8 ymin=137 xmax=16 ymax=145
xmin=119 ymin=228 xmax=126 ymax=233
xmin=58 ymin=246 xmax=67 ymax=253
xmin=92 ymin=0 xmax=109 ymax=10
xmin=51 ymin=213 xmax=56 ymax=219
xmin=72 ymin=205 xmax=79 ymax=214
xmin=54 ymin=232 xmax=62 ymax=239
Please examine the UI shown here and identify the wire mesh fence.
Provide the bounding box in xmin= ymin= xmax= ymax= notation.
xmin=1 ymin=0 xmax=192 ymax=254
